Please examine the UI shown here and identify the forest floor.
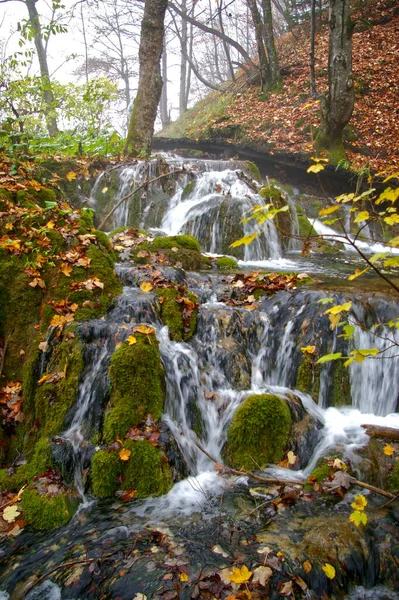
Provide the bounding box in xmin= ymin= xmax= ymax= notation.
xmin=161 ymin=0 xmax=399 ymax=176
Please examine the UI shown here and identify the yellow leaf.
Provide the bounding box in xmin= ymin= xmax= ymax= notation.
xmin=287 ymin=450 xmax=296 ymax=465
xmin=46 ymin=220 xmax=55 ymax=229
xmin=328 ymin=314 xmax=341 ymax=331
xmin=140 ymin=281 xmax=154 ymax=292
xmin=134 ymin=325 xmax=155 ymax=335
xmin=354 ymin=211 xmax=370 ymax=223
xmin=228 ymin=564 xmax=252 ymax=584
xmin=5 ymin=222 xmax=13 ymax=230
xmin=319 ymin=205 xmax=341 ymax=216
xmin=322 ymin=563 xmax=336 ymax=579
xmin=127 ymin=336 xmax=137 ymax=345
xmin=307 ymin=163 xmax=325 ymax=173
xmin=2 ymin=505 xmax=21 ymax=523
xmin=119 ymin=448 xmax=131 ymax=461
xmin=383 ymin=445 xmax=395 ymax=456
xmin=350 ymin=510 xmax=368 ymax=526
xmin=301 ymin=345 xmax=316 ymax=354
xmin=66 ymin=171 xmax=77 ymax=181
xmin=61 ymin=263 xmax=72 ymax=277
xmin=348 ymin=267 xmax=369 ymax=281
xmin=351 ymin=494 xmax=367 ymax=511
xmin=230 ymin=232 xmax=260 ymax=248
xmin=324 ymin=301 xmax=352 ymax=315
xmin=384 ymin=214 xmax=399 ymax=226
xmin=179 ymin=572 xmax=189 ymax=582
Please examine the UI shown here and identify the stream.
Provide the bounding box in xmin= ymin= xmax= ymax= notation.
xmin=1 ymin=155 xmax=399 ymax=599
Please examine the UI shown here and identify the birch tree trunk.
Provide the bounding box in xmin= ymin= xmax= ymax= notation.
xmin=124 ymin=0 xmax=168 ymax=157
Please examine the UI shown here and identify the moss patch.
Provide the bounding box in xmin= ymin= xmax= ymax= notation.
xmin=223 ymin=394 xmax=292 ymax=471
xmin=20 ymin=488 xmax=76 ymax=530
xmin=216 ymin=256 xmax=238 ymax=270
xmin=296 ymin=353 xmax=321 ymax=402
xmin=151 ymin=235 xmax=201 ymax=252
xmin=388 ymin=461 xmax=399 ymax=493
xmin=91 ymin=440 xmax=172 ymax=498
xmin=103 ymin=334 xmax=165 ymax=443
xmin=156 ymin=287 xmax=198 ymax=342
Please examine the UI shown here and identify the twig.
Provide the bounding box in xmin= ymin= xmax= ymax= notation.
xmin=98 ymin=168 xmax=186 ymax=230
xmin=21 ymin=554 xmax=117 ymax=598
xmin=193 ymin=439 xmax=396 ymax=499
xmin=369 ymin=492 xmax=399 ymax=511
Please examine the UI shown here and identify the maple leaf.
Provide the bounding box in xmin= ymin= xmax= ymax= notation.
xmin=119 ymin=448 xmax=131 ymax=461
xmin=179 ymin=572 xmax=189 ymax=582
xmin=301 ymin=345 xmax=316 ymax=354
xmin=350 ymin=510 xmax=368 ymax=526
xmin=134 ymin=325 xmax=155 ymax=335
xmin=2 ymin=505 xmax=21 ymax=523
xmin=61 ymin=263 xmax=72 ymax=277
xmin=46 ymin=220 xmax=55 ymax=230
xmin=252 ymin=566 xmax=272 ymax=586
xmin=322 ymin=563 xmax=336 ymax=579
xmin=351 ymin=494 xmax=367 ymax=511
xmin=127 ymin=336 xmax=137 ymax=345
xmin=383 ymin=444 xmax=395 ymax=456
xmin=140 ymin=281 xmax=153 ymax=292
xmin=66 ymin=171 xmax=77 ymax=181
xmin=228 ymin=565 xmax=252 ymax=584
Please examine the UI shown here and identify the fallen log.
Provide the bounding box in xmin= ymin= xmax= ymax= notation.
xmin=361 ymin=424 xmax=399 ymax=441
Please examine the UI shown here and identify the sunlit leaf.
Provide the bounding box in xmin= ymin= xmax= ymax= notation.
xmin=319 ymin=205 xmax=341 ymax=216
xmin=348 ymin=267 xmax=369 ymax=281
xmin=350 ymin=510 xmax=368 ymax=526
xmin=316 ymin=352 xmax=342 ymax=364
xmin=230 ymin=232 xmax=260 ymax=248
xmin=140 ymin=281 xmax=153 ymax=292
xmin=383 ymin=444 xmax=395 ymax=456
xmin=66 ymin=171 xmax=77 ymax=181
xmin=179 ymin=572 xmax=189 ymax=582
xmin=322 ymin=563 xmax=336 ymax=579
xmin=127 ymin=336 xmax=137 ymax=345
xmin=119 ymin=448 xmax=131 ymax=461
xmin=324 ymin=301 xmax=352 ymax=315
xmin=307 ymin=163 xmax=325 ymax=173
xmin=301 ymin=345 xmax=316 ymax=354
xmin=383 ymin=257 xmax=399 ymax=268
xmin=351 ymin=494 xmax=367 ymax=511
xmin=134 ymin=325 xmax=155 ymax=335
xmin=353 ymin=211 xmax=370 ymax=223
xmin=228 ymin=564 xmax=252 ymax=584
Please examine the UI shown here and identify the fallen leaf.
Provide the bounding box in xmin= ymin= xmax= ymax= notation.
xmin=383 ymin=445 xmax=395 ymax=456
xmin=119 ymin=448 xmax=131 ymax=461
xmin=228 ymin=565 xmax=252 ymax=584
xmin=179 ymin=572 xmax=189 ymax=582
xmin=322 ymin=563 xmax=336 ymax=579
xmin=66 ymin=171 xmax=77 ymax=181
xmin=351 ymin=494 xmax=367 ymax=511
xmin=127 ymin=336 xmax=137 ymax=345
xmin=303 ymin=560 xmax=312 ymax=574
xmin=252 ymin=565 xmax=272 ymax=586
xmin=2 ymin=505 xmax=21 ymax=523
xmin=140 ymin=281 xmax=153 ymax=292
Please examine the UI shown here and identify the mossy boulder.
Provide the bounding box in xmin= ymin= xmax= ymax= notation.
xmin=296 ymin=353 xmax=321 ymax=402
xmin=16 ymin=186 xmax=57 ymax=209
xmin=91 ymin=440 xmax=172 ymax=498
xmin=151 ymin=235 xmax=201 ymax=253
xmin=103 ymin=333 xmax=165 ymax=443
xmin=156 ymin=287 xmax=198 ymax=341
xmin=216 ymin=256 xmax=238 ymax=270
xmin=223 ymin=394 xmax=292 ymax=470
xmin=20 ymin=488 xmax=77 ymax=530
xmin=389 ymin=461 xmax=399 ymax=492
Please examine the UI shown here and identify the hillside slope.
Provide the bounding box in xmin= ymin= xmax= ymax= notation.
xmin=161 ymin=0 xmax=399 ymax=174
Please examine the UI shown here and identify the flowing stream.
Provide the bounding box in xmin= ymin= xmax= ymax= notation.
xmin=1 ymin=156 xmax=399 ymax=599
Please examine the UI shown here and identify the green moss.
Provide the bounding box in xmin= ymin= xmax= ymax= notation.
xmin=123 ymin=440 xmax=172 ymax=497
xmin=330 ymin=360 xmax=351 ymax=407
xmin=91 ymin=449 xmax=121 ymax=497
xmin=91 ymin=440 xmax=173 ymax=499
xmin=388 ymin=461 xmax=399 ymax=493
xmin=103 ymin=334 xmax=165 ymax=443
xmin=182 ymin=180 xmax=196 ymax=199
xmin=246 ymin=162 xmax=261 ymax=183
xmin=32 ymin=337 xmax=84 ymax=439
xmin=0 ymin=187 xmax=14 ymax=211
xmin=216 ymin=256 xmax=238 ymax=270
xmin=223 ymin=394 xmax=292 ymax=471
xmin=16 ymin=187 xmax=57 ymax=209
xmin=296 ymin=354 xmax=320 ymax=402
xmin=0 ymin=464 xmax=31 ymax=492
xmin=94 ymin=229 xmax=113 ymax=253
xmin=21 ymin=488 xmax=75 ymax=530
xmin=152 ymin=235 xmax=201 ymax=253
xmin=79 ymin=208 xmax=95 ymax=231
xmin=156 ymin=287 xmax=198 ymax=342
xmin=30 ymin=438 xmax=53 ymax=475
xmin=259 ymin=185 xmax=281 ymax=202
xmin=297 ymin=214 xmax=317 ymax=237
xmin=109 ymin=226 xmax=129 ymax=236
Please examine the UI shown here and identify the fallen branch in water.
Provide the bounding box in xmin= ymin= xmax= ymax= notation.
xmin=361 ymin=424 xmax=399 ymax=441
xmin=193 ymin=439 xmax=396 ymax=499
xmin=98 ymin=168 xmax=185 ymax=230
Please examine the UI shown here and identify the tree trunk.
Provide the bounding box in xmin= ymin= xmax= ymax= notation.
xmin=25 ymin=0 xmax=58 ymax=137
xmin=261 ymin=0 xmax=281 ymax=87
xmin=310 ymin=0 xmax=317 ymax=97
xmin=317 ymin=0 xmax=354 ymax=162
xmin=246 ymin=0 xmax=271 ymax=89
xmin=160 ymin=40 xmax=170 ymax=128
xmin=217 ymin=0 xmax=236 ymax=82
xmin=179 ymin=0 xmax=188 ymax=115
xmin=124 ymin=0 xmax=168 ymax=157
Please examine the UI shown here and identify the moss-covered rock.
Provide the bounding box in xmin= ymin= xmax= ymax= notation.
xmin=245 ymin=162 xmax=261 ymax=183
xmin=16 ymin=186 xmax=57 ymax=209
xmin=20 ymin=488 xmax=76 ymax=530
xmin=216 ymin=256 xmax=238 ymax=270
xmin=91 ymin=440 xmax=172 ymax=499
xmin=0 ymin=464 xmax=31 ymax=492
xmin=103 ymin=334 xmax=165 ymax=443
xmin=223 ymin=394 xmax=292 ymax=470
xmin=388 ymin=461 xmax=399 ymax=493
xmin=151 ymin=235 xmax=201 ymax=253
xmin=296 ymin=353 xmax=321 ymax=402
xmin=156 ymin=287 xmax=198 ymax=342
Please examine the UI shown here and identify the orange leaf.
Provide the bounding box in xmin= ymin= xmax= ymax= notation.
xmin=61 ymin=263 xmax=72 ymax=277
xmin=119 ymin=448 xmax=131 ymax=461
xmin=66 ymin=171 xmax=77 ymax=181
